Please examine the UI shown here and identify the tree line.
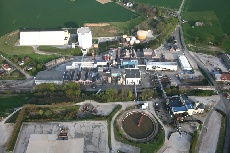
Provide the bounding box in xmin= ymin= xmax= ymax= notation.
xmin=29 ymin=82 xmax=158 ymax=104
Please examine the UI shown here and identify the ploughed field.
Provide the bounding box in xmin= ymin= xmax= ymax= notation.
xmin=0 ymin=0 xmax=136 ymax=36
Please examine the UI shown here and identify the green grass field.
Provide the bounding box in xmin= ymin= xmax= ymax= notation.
xmin=182 ymin=11 xmax=224 ymax=44
xmin=184 ymin=0 xmax=230 ymax=35
xmin=0 ymin=95 xmax=28 ymax=117
xmin=132 ymin=0 xmax=182 ymax=9
xmin=182 ymin=11 xmax=230 ymax=52
xmin=0 ymin=0 xmax=136 ymax=36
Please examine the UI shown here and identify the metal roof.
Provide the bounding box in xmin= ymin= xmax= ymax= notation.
xmin=35 ymin=71 xmax=64 ymax=81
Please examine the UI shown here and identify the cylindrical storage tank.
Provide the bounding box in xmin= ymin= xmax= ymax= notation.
xmin=137 ymin=30 xmax=147 ymax=41
xmin=103 ymin=54 xmax=110 ymax=61
xmin=135 ymin=40 xmax=140 ymax=44
xmin=126 ymin=37 xmax=130 ymax=42
xmin=123 ymin=35 xmax=127 ymax=38
xmin=131 ymin=37 xmax=136 ymax=41
xmin=130 ymin=40 xmax=134 ymax=46
xmin=117 ymin=47 xmax=121 ymax=58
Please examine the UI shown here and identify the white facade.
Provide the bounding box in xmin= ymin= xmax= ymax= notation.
xmin=77 ymin=27 xmax=92 ymax=49
xmin=20 ymin=30 xmax=70 ymax=46
xmin=66 ymin=62 xmax=94 ymax=70
xmin=35 ymin=80 xmax=63 ymax=85
xmin=146 ymin=62 xmax=177 ymax=71
xmin=178 ymin=55 xmax=192 ymax=71
xmin=126 ymin=78 xmax=141 ymax=85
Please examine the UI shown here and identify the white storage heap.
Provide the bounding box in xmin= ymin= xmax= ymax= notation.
xmin=146 ymin=62 xmax=178 ymax=71
xmin=20 ymin=30 xmax=70 ymax=46
xmin=77 ymin=27 xmax=92 ymax=49
xmin=178 ymin=55 xmax=192 ymax=71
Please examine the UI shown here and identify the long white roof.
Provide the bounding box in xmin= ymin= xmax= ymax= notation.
xmin=178 ymin=55 xmax=192 ymax=70
xmin=20 ymin=30 xmax=70 ymax=46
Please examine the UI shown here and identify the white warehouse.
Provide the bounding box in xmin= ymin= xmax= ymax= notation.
xmin=20 ymin=30 xmax=70 ymax=46
xmin=77 ymin=27 xmax=92 ymax=54
xmin=146 ymin=62 xmax=178 ymax=71
xmin=178 ymin=55 xmax=192 ymax=71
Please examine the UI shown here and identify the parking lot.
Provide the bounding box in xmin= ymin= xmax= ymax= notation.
xmin=14 ymin=121 xmax=109 ymax=153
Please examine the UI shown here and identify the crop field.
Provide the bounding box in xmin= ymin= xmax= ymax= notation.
xmin=182 ymin=0 xmax=230 ymax=52
xmin=183 ymin=0 xmax=230 ymax=36
xmin=132 ymin=0 xmax=182 ymax=9
xmin=0 ymin=0 xmax=136 ymax=36
xmin=182 ymin=11 xmax=224 ymax=44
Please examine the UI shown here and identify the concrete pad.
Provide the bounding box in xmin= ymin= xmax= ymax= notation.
xmin=14 ymin=121 xmax=109 ymax=153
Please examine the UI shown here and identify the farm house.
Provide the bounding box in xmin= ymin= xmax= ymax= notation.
xmin=77 ymin=27 xmax=92 ymax=54
xmin=19 ymin=30 xmax=70 ymax=46
xmin=178 ymin=55 xmax=192 ymax=71
xmin=146 ymin=62 xmax=178 ymax=71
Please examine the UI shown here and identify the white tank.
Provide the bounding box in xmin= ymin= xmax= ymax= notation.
xmin=130 ymin=40 xmax=134 ymax=46
xmin=135 ymin=40 xmax=140 ymax=44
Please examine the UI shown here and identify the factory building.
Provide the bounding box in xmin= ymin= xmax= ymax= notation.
xmin=19 ymin=30 xmax=70 ymax=46
xmin=125 ymin=68 xmax=141 ymax=85
xmin=35 ymin=71 xmax=64 ymax=85
xmin=178 ymin=55 xmax=192 ymax=71
xmin=77 ymin=27 xmax=92 ymax=55
xmin=146 ymin=62 xmax=177 ymax=71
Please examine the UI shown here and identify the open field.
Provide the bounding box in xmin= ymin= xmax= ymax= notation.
xmin=183 ymin=0 xmax=230 ymax=52
xmin=0 ymin=0 xmax=136 ymax=36
xmin=183 ymin=0 xmax=230 ymax=35
xmin=0 ymin=95 xmax=28 ymax=117
xmin=182 ymin=11 xmax=230 ymax=52
xmin=132 ymin=0 xmax=182 ymax=9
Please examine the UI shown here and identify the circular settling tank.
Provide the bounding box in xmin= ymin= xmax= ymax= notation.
xmin=120 ymin=110 xmax=158 ymax=142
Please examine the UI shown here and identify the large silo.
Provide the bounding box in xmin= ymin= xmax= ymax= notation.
xmin=77 ymin=27 xmax=92 ymax=50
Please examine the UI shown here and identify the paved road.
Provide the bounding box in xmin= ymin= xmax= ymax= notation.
xmin=177 ymin=3 xmax=230 ymax=152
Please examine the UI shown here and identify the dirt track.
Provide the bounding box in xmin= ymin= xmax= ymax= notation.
xmin=96 ymin=0 xmax=111 ymax=4
xmin=84 ymin=23 xmax=110 ymax=27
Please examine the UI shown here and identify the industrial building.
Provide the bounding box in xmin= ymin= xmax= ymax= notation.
xmin=221 ymin=54 xmax=230 ymax=71
xmin=125 ymin=68 xmax=141 ymax=85
xmin=35 ymin=71 xmax=64 ymax=85
xmin=26 ymin=134 xmax=84 ymax=153
xmin=77 ymin=27 xmax=92 ymax=54
xmin=178 ymin=55 xmax=192 ymax=71
xmin=146 ymin=62 xmax=177 ymax=71
xmin=20 ymin=30 xmax=70 ymax=46
xmin=168 ymin=95 xmax=194 ymax=116
xmin=66 ymin=62 xmax=94 ymax=70
xmin=214 ymin=72 xmax=230 ymax=82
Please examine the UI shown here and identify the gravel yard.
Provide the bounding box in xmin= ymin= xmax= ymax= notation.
xmin=188 ymin=95 xmax=220 ymax=105
xmin=194 ymin=53 xmax=227 ymax=72
xmin=199 ymin=111 xmax=222 ymax=153
xmin=163 ymin=132 xmax=192 ymax=153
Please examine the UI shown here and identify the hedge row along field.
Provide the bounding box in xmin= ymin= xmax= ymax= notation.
xmin=0 ymin=0 xmax=136 ymax=36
